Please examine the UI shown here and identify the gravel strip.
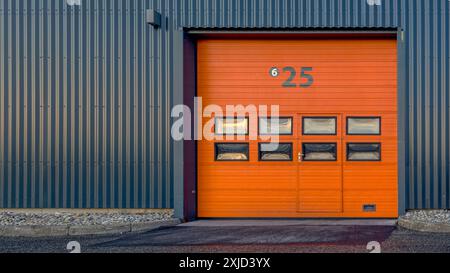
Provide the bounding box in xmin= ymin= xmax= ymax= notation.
xmin=0 ymin=210 xmax=174 ymax=226
xmin=401 ymin=210 xmax=450 ymax=224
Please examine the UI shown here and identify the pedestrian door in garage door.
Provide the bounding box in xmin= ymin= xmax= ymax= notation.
xmin=297 ymin=114 xmax=343 ymax=213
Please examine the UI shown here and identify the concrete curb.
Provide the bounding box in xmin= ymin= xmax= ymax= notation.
xmin=0 ymin=225 xmax=70 ymax=237
xmin=0 ymin=218 xmax=181 ymax=237
xmin=397 ymin=218 xmax=450 ymax=233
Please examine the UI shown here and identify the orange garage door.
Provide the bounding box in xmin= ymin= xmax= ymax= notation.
xmin=197 ymin=37 xmax=398 ymax=218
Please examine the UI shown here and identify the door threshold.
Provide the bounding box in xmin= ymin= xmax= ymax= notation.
xmin=180 ymin=219 xmax=397 ymax=227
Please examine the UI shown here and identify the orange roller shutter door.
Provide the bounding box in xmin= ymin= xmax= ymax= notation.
xmin=197 ymin=38 xmax=398 ymax=218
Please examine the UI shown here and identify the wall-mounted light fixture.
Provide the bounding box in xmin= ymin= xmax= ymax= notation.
xmin=366 ymin=0 xmax=381 ymax=6
xmin=146 ymin=9 xmax=161 ymax=28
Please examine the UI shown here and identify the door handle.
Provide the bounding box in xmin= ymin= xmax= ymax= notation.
xmin=298 ymin=153 xmax=304 ymax=162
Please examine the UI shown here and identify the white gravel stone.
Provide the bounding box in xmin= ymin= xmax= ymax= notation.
xmin=0 ymin=210 xmax=174 ymax=226
xmin=402 ymin=210 xmax=450 ymax=224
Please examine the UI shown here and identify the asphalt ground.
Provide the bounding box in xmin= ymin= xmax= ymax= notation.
xmin=0 ymin=224 xmax=450 ymax=253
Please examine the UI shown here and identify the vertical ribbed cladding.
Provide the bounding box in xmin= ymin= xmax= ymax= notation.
xmin=0 ymin=0 xmax=449 ymax=210
xmin=0 ymin=0 xmax=3 ymax=208
xmin=403 ymin=0 xmax=450 ymax=209
xmin=0 ymin=0 xmax=2 ymax=207
xmin=0 ymin=0 xmax=176 ymax=209
xmin=442 ymin=0 xmax=449 ymax=208
xmin=438 ymin=0 xmax=449 ymax=209
xmin=180 ymin=0 xmax=403 ymax=29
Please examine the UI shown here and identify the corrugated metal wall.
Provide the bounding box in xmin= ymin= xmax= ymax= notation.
xmin=0 ymin=0 xmax=449 ymax=210
xmin=0 ymin=0 xmax=175 ymax=209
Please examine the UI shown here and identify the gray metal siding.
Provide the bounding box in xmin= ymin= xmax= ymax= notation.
xmin=0 ymin=0 xmax=449 ymax=210
xmin=0 ymin=0 xmax=176 ymax=209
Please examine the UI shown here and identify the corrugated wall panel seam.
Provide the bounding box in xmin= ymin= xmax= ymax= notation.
xmin=0 ymin=0 xmax=449 ymax=209
xmin=0 ymin=0 xmax=4 ymax=208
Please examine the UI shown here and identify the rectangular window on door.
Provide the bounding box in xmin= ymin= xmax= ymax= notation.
xmin=302 ymin=143 xmax=337 ymax=161
xmin=347 ymin=117 xmax=381 ymax=135
xmin=259 ymin=143 xmax=293 ymax=161
xmin=347 ymin=143 xmax=381 ymax=161
xmin=303 ymin=117 xmax=337 ymax=135
xmin=215 ymin=117 xmax=249 ymax=136
xmin=259 ymin=117 xmax=293 ymax=135
xmin=215 ymin=143 xmax=249 ymax=161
